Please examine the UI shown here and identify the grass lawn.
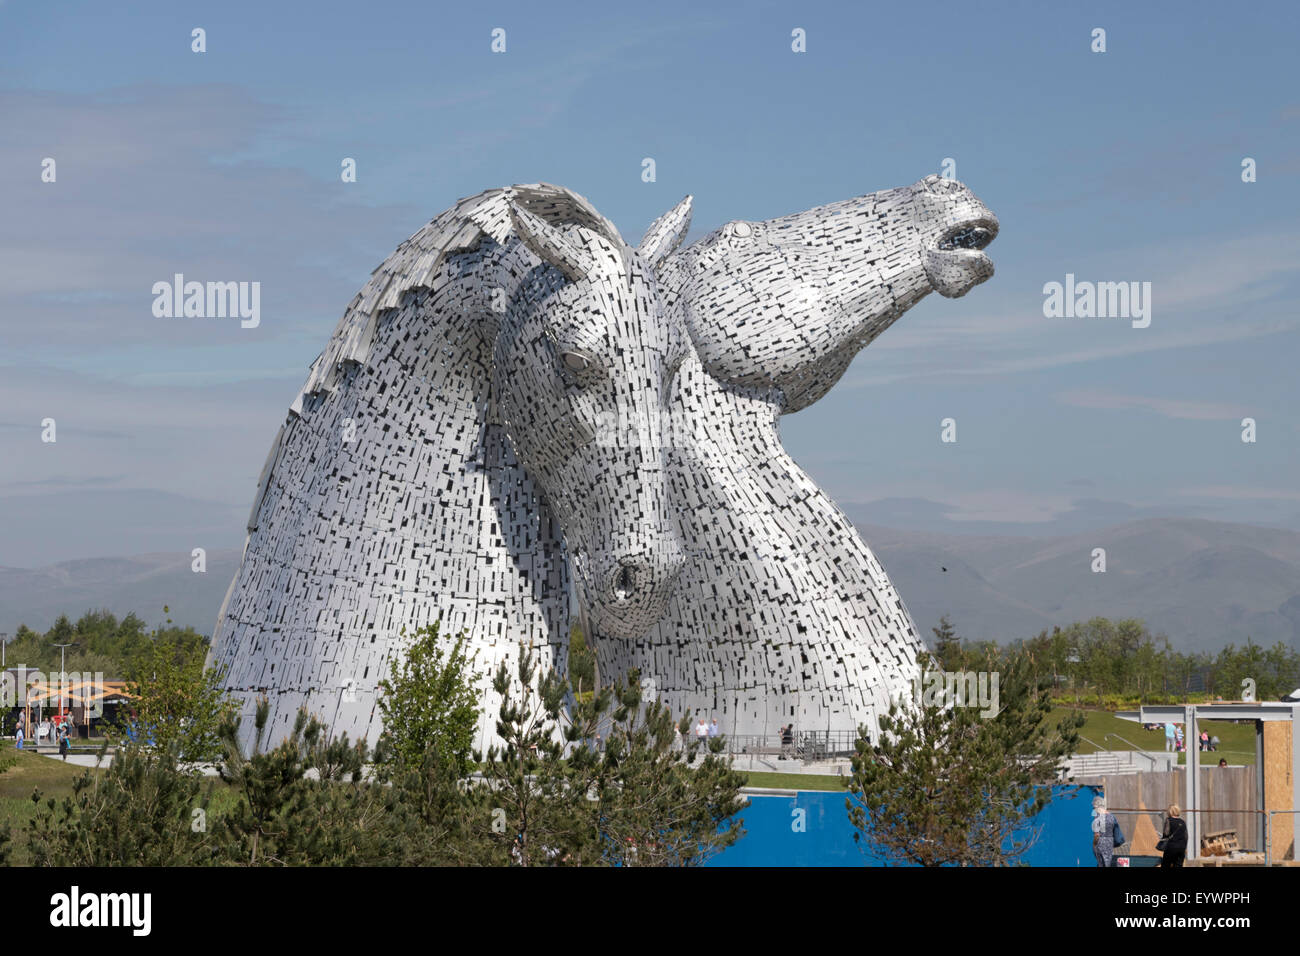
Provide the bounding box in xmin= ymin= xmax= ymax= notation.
xmin=0 ymin=749 xmax=240 ymax=865
xmin=743 ymin=771 xmax=848 ymax=791
xmin=0 ymin=747 xmax=102 ymax=801
xmin=1 ymin=747 xmax=106 ymax=865
xmin=1053 ymin=707 xmax=1257 ymax=765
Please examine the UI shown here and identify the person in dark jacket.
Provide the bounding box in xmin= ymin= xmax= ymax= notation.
xmin=1160 ymin=805 xmax=1188 ymax=868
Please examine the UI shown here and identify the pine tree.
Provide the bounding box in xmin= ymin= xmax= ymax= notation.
xmin=469 ymin=648 xmax=747 ymax=866
xmin=931 ymin=614 xmax=963 ymax=669
xmin=471 ymin=650 xmax=593 ymax=865
xmin=214 ymin=701 xmax=382 ymax=866
xmin=26 ymin=743 xmax=216 ymax=866
xmin=581 ymin=682 xmax=747 ymax=866
xmin=847 ymin=647 xmax=1084 ymax=866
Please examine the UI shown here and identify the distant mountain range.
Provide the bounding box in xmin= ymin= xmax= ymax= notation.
xmin=1 ymin=517 xmax=1297 ymax=654
xmin=849 ymin=516 xmax=1300 ymax=653
xmin=0 ymin=551 xmax=242 ymax=640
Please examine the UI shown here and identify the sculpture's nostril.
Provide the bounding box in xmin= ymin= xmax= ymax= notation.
xmin=614 ymin=564 xmax=636 ymax=601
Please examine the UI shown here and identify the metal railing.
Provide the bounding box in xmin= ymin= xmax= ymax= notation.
xmin=715 ymin=730 xmax=860 ymax=760
xmin=1103 ymin=734 xmax=1162 ymax=768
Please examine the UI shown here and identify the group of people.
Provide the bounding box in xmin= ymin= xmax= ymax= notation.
xmin=1151 ymin=722 xmax=1218 ymax=753
xmin=682 ymin=717 xmax=720 ymax=749
xmin=11 ymin=714 xmax=75 ymax=758
xmin=674 ymin=719 xmax=801 ymax=758
xmin=1091 ymin=796 xmax=1188 ymax=868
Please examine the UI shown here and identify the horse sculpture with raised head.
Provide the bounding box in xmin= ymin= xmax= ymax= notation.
xmin=210 ymin=176 xmax=998 ymax=752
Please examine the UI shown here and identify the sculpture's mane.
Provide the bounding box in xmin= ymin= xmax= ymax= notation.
xmin=238 ymin=183 xmax=624 ymax=536
xmin=289 ymin=183 xmax=623 ymax=415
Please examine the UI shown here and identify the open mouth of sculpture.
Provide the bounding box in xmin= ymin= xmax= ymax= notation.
xmin=937 ymin=219 xmax=998 ymax=252
xmin=925 ymin=218 xmax=998 ymax=297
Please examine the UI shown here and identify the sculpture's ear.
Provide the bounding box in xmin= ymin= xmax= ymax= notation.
xmin=637 ymin=195 xmax=693 ymax=267
xmin=509 ymin=202 xmax=593 ymax=282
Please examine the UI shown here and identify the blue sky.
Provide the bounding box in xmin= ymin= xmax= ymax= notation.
xmin=2 ymin=0 xmax=1298 ymax=566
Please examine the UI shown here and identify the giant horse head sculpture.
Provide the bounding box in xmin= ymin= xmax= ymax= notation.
xmin=661 ymin=174 xmax=998 ymax=411
xmin=598 ymin=174 xmax=1000 ymax=737
xmin=491 ymin=198 xmax=692 ymax=638
xmin=212 ymin=176 xmax=999 ymax=752
xmin=210 ymin=184 xmax=698 ymax=751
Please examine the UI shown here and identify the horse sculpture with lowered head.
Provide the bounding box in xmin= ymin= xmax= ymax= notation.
xmin=210 ymin=176 xmax=998 ymax=752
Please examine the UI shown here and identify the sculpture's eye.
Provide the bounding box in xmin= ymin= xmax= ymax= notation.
xmin=561 ymin=350 xmax=591 ymax=372
xmin=557 ymin=347 xmax=602 ymax=387
xmin=727 ymin=221 xmax=753 ymax=239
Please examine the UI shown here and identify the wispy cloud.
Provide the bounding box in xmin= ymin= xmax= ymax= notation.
xmin=1177 ymin=485 xmax=1300 ymax=502
xmin=1055 ymin=389 xmax=1252 ymax=421
xmin=0 ymin=84 xmax=421 ymax=356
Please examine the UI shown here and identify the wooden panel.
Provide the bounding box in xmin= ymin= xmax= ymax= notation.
xmin=1263 ymin=721 xmax=1294 ymax=860
xmin=1077 ymin=767 xmax=1258 ymax=854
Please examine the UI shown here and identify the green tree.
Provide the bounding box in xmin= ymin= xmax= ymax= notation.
xmin=26 ymin=743 xmax=216 ymax=866
xmin=376 ymin=752 xmax=498 ymax=866
xmin=568 ymin=623 xmax=598 ymax=700
xmin=847 ymin=648 xmax=1084 ymax=866
xmin=215 ymin=701 xmax=383 ymax=866
xmin=470 ymin=650 xmax=592 ymax=865
xmin=375 ymin=621 xmax=480 ymax=780
xmin=124 ymin=621 xmax=232 ymax=763
xmin=582 ymin=691 xmax=748 ymax=866
xmin=930 ymin=615 xmax=963 ymax=670
xmin=2 ymin=607 xmax=204 ymax=679
xmin=470 ymin=648 xmax=747 ymax=866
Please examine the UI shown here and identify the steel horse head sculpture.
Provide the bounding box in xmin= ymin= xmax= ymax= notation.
xmin=210 ymin=176 xmax=998 ymax=752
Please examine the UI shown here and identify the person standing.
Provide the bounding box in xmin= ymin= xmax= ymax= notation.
xmin=1091 ymin=796 xmax=1124 ymax=867
xmin=1163 ymin=722 xmax=1175 ymax=752
xmin=15 ymin=719 xmax=23 ymax=751
xmin=780 ymin=723 xmax=794 ymax=760
xmin=1159 ymin=806 xmax=1188 ymax=868
xmin=694 ymin=717 xmax=709 ymax=748
xmin=708 ymin=718 xmax=719 ymax=740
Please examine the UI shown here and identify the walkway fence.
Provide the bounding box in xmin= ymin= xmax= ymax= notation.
xmin=714 ymin=730 xmax=860 ymax=760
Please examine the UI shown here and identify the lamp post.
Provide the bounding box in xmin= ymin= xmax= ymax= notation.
xmin=52 ymin=642 xmax=79 ymax=729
